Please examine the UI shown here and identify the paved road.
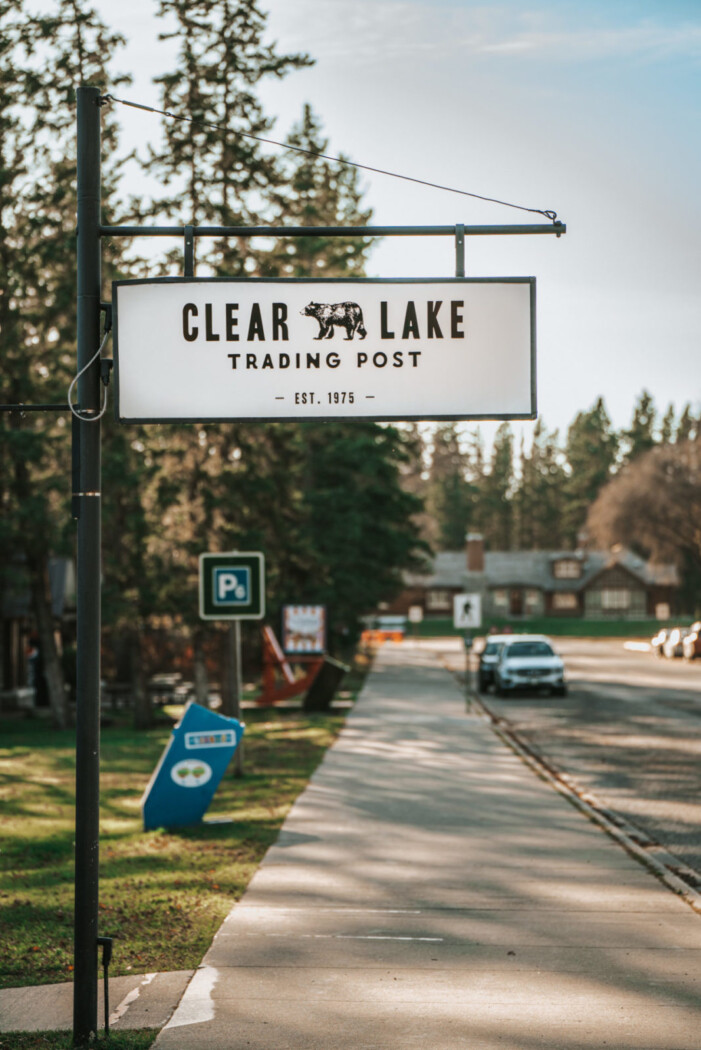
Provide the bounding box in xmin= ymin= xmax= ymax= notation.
xmin=466 ymin=638 xmax=701 ymax=880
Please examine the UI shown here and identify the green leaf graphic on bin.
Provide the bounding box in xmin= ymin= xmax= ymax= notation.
xmin=170 ymin=758 xmax=213 ymax=788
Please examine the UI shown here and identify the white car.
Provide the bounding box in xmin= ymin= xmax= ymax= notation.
xmin=662 ymin=627 xmax=690 ymax=659
xmin=477 ymin=634 xmax=513 ymax=691
xmin=494 ymin=635 xmax=567 ymax=697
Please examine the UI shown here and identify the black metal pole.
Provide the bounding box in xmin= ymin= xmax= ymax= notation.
xmin=73 ymin=85 xmax=102 ymax=1046
xmin=231 ymin=621 xmax=243 ymax=776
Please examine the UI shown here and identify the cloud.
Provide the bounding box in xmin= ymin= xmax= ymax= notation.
xmin=265 ymin=0 xmax=701 ymax=67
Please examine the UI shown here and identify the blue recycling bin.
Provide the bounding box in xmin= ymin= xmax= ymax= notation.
xmin=142 ymin=701 xmax=244 ymax=831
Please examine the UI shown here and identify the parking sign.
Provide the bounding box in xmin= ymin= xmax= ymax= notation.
xmin=214 ymin=567 xmax=250 ymax=606
xmin=199 ymin=552 xmax=265 ymax=620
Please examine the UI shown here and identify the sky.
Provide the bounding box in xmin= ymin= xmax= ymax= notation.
xmin=97 ymin=0 xmax=701 ymax=442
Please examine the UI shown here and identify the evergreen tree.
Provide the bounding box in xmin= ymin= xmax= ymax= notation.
xmin=514 ymin=421 xmax=567 ymax=550
xmin=676 ymin=404 xmax=695 ymax=443
xmin=143 ymin=0 xmax=311 ymax=274
xmin=562 ymin=397 xmax=618 ymax=546
xmin=0 ymin=0 xmax=128 ymax=725
xmin=131 ymin=0 xmax=427 ymax=677
xmin=128 ymin=0 xmax=313 ymax=695
xmin=259 ymin=104 xmax=374 ymax=277
xmin=479 ymin=423 xmax=514 ymax=549
xmin=621 ymin=389 xmax=657 ymax=463
xmin=299 ymin=422 xmax=427 ymax=646
xmin=426 ymin=424 xmax=474 ymax=550
xmin=660 ymin=403 xmax=676 ymax=445
xmin=396 ymin=423 xmax=432 ymax=546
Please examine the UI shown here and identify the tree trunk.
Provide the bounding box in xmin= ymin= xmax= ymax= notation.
xmin=221 ymin=622 xmax=243 ymax=776
xmin=29 ymin=554 xmax=68 ymax=729
xmin=130 ymin=628 xmax=152 ymax=729
xmin=193 ymin=629 xmax=209 ymax=707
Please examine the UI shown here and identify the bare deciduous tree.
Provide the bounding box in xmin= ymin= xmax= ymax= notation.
xmin=587 ymin=440 xmax=701 ymax=572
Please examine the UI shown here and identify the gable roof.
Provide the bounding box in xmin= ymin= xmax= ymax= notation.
xmin=404 ymin=548 xmax=678 ymax=592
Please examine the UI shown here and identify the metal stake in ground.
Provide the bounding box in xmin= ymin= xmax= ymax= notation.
xmin=225 ymin=621 xmax=244 ymax=776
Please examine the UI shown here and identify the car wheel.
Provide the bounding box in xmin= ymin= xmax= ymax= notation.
xmin=554 ymin=685 xmax=567 ymax=698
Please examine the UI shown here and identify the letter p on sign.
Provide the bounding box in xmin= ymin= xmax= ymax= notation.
xmin=199 ymin=552 xmax=265 ymax=620
xmin=214 ymin=567 xmax=250 ymax=606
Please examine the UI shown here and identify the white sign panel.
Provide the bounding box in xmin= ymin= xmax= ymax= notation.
xmin=453 ymin=593 xmax=482 ymax=629
xmin=113 ymin=278 xmax=535 ymax=422
xmin=282 ymin=605 xmax=326 ymax=654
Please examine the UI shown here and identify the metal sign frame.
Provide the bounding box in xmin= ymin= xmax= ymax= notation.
xmin=68 ymin=84 xmax=565 ymax=1045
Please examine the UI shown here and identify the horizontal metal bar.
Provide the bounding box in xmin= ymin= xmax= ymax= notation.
xmin=99 ymin=222 xmax=565 ymax=239
xmin=0 ymin=403 xmax=72 ymax=413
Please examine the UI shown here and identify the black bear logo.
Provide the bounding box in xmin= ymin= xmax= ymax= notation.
xmin=301 ymin=301 xmax=367 ymax=340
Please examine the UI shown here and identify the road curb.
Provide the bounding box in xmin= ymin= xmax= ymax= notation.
xmin=467 ymin=689 xmax=701 ymax=916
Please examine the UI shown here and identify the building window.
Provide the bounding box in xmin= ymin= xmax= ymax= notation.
xmin=426 ymin=589 xmax=451 ymax=611
xmin=553 ymin=559 xmax=582 ymax=579
xmin=553 ymin=592 xmax=578 ymax=611
xmin=525 ymin=589 xmax=540 ymax=608
xmin=493 ymin=589 xmax=508 ymax=608
xmin=601 ymin=588 xmax=630 ymax=610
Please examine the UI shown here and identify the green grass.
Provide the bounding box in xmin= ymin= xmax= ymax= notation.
xmin=0 ymin=1031 xmax=157 ymax=1049
xmin=412 ymin=617 xmax=666 ymax=638
xmin=0 ymin=655 xmax=369 ymax=991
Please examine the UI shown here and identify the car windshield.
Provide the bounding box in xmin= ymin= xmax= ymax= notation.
xmin=483 ymin=642 xmax=502 ymax=655
xmin=505 ymin=641 xmax=554 ymax=658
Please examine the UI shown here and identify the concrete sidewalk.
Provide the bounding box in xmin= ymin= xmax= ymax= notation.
xmin=153 ymin=640 xmax=701 ymax=1049
xmin=0 ymin=969 xmax=192 ymax=1034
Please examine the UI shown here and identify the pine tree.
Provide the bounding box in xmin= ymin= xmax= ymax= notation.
xmin=396 ymin=423 xmax=432 ymax=546
xmin=513 ymin=421 xmax=566 ymax=550
xmin=128 ymin=0 xmax=313 ymax=696
xmin=0 ymin=0 xmax=129 ymax=725
xmin=479 ymin=423 xmax=514 ymax=549
xmin=660 ymin=403 xmax=676 ymax=445
xmin=621 ymin=389 xmax=657 ymax=463
xmin=676 ymin=404 xmax=695 ymax=443
xmin=426 ymin=424 xmax=474 ymax=550
xmin=562 ymin=397 xmax=618 ymax=546
xmin=143 ymin=0 xmax=312 ymax=275
xmin=299 ymin=422 xmax=427 ymax=647
xmin=259 ymin=104 xmax=374 ymax=277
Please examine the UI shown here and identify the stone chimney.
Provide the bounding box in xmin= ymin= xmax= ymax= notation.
xmin=466 ymin=533 xmax=484 ymax=573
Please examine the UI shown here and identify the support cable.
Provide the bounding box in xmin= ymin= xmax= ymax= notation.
xmin=102 ymin=94 xmax=560 ymax=223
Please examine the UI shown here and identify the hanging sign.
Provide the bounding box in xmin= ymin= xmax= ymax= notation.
xmin=113 ymin=277 xmax=535 ymax=422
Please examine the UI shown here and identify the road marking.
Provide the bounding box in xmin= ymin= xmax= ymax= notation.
xmin=164 ymin=965 xmax=219 ymax=1030
xmin=257 ymin=933 xmax=444 ymax=942
xmin=110 ymin=972 xmax=156 ymax=1027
